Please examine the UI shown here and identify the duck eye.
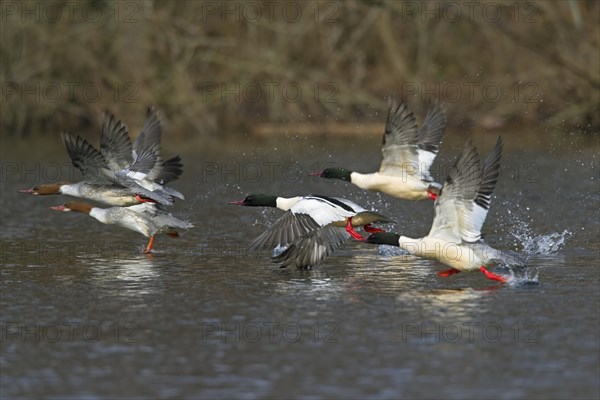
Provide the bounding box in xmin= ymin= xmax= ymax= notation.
xmin=33 ymin=186 xmax=39 ymax=190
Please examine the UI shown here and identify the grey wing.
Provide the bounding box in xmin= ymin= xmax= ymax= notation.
xmin=379 ymin=96 xmax=420 ymax=176
xmin=113 ymin=175 xmax=175 ymax=205
xmin=154 ymin=212 xmax=194 ymax=231
xmin=272 ymin=226 xmax=350 ymax=269
xmin=248 ymin=212 xmax=321 ymax=251
xmin=130 ymin=107 xmax=162 ymax=174
xmin=153 ymin=155 xmax=183 ymax=184
xmin=129 ymin=203 xmax=193 ymax=230
xmin=100 ymin=111 xmax=132 ymax=171
xmin=417 ymin=100 xmax=446 ymax=180
xmin=61 ymin=132 xmax=111 ymax=183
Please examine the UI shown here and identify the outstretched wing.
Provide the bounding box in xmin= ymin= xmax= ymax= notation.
xmin=130 ymin=107 xmax=162 ymax=175
xmin=248 ymin=212 xmax=322 ymax=251
xmin=100 ymin=111 xmax=132 ymax=171
xmin=272 ymin=225 xmax=350 ymax=268
xmin=379 ymin=96 xmax=420 ymax=177
xmin=417 ymin=100 xmax=446 ymax=181
xmin=428 ymin=139 xmax=481 ymax=242
xmin=151 ymin=155 xmax=183 ymax=184
xmin=457 ymin=137 xmax=503 ymax=242
xmin=61 ymin=132 xmax=111 ymax=183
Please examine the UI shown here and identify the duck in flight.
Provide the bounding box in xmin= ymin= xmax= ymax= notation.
xmin=311 ymin=97 xmax=446 ymax=201
xmin=229 ymin=194 xmax=394 ymax=269
xmin=361 ymin=137 xmax=523 ymax=283
xmin=50 ymin=201 xmax=193 ymax=253
xmin=19 ymin=109 xmax=183 ymax=206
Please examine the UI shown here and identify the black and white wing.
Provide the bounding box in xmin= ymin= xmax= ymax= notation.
xmin=428 ymin=139 xmax=482 ymax=242
xmin=249 ymin=196 xmax=356 ymax=251
xmin=417 ymin=100 xmax=446 ymax=181
xmin=457 ymin=137 xmax=503 ymax=243
xmin=272 ymin=225 xmax=351 ymax=269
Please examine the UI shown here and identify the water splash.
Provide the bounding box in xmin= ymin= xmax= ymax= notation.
xmin=377 ymin=245 xmax=410 ymax=257
xmin=502 ymin=266 xmax=541 ymax=287
xmin=272 ymin=244 xmax=288 ymax=257
xmin=510 ymin=221 xmax=571 ymax=256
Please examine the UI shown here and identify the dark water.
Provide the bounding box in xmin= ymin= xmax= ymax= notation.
xmin=1 ymin=133 xmax=599 ymax=399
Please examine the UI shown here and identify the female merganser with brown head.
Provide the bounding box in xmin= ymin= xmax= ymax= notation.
xmin=50 ymin=201 xmax=193 ymax=253
xmin=362 ymin=137 xmax=523 ymax=283
xmin=230 ymin=194 xmax=394 ymax=269
xmin=312 ymin=97 xmax=446 ymax=201
xmin=19 ymin=153 xmax=182 ymax=206
xmin=59 ymin=108 xmax=184 ymax=205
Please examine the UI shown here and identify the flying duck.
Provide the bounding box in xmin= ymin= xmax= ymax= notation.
xmin=362 ymin=137 xmax=523 ymax=283
xmin=230 ymin=194 xmax=394 ymax=268
xmin=312 ymin=97 xmax=446 ymax=201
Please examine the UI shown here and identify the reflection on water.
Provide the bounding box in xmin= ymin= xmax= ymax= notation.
xmin=108 ymin=257 xmax=160 ymax=296
xmin=397 ymin=288 xmax=492 ymax=321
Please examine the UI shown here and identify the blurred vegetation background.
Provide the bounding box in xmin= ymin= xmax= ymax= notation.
xmin=1 ymin=0 xmax=598 ymax=139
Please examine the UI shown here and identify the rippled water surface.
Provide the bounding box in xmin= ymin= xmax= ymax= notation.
xmin=1 ymin=133 xmax=599 ymax=399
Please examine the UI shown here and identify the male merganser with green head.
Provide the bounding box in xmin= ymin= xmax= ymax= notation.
xmin=230 ymin=194 xmax=394 ymax=269
xmin=50 ymin=201 xmax=193 ymax=253
xmin=362 ymin=137 xmax=522 ymax=283
xmin=312 ymin=97 xmax=446 ymax=201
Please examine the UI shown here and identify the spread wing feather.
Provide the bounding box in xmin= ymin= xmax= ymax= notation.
xmin=248 ymin=212 xmax=322 ymax=251
xmin=100 ymin=112 xmax=132 ymax=171
xmin=272 ymin=226 xmax=350 ymax=269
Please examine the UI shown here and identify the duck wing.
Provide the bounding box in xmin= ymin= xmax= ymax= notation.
xmin=272 ymin=225 xmax=350 ymax=269
xmin=248 ymin=211 xmax=322 ymax=251
xmin=417 ymin=100 xmax=446 ymax=181
xmin=61 ymin=132 xmax=112 ymax=184
xmin=100 ymin=111 xmax=132 ymax=171
xmin=457 ymin=137 xmax=503 ymax=243
xmin=379 ymin=96 xmax=420 ymax=177
xmin=428 ymin=139 xmax=481 ymax=242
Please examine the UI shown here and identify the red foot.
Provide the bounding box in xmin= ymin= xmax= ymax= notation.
xmin=427 ymin=191 xmax=438 ymax=200
xmin=479 ymin=266 xmax=507 ymax=283
xmin=438 ymin=268 xmax=461 ymax=277
xmin=135 ymin=195 xmax=157 ymax=204
xmin=143 ymin=236 xmax=155 ymax=253
xmin=363 ymin=224 xmax=385 ymax=233
xmin=346 ymin=218 xmax=364 ymax=240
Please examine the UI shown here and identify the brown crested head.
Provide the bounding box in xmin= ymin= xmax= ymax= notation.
xmin=19 ymin=182 xmax=69 ymax=195
xmin=49 ymin=201 xmax=94 ymax=214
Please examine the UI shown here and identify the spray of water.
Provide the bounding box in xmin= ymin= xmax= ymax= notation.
xmin=510 ymin=220 xmax=572 ymax=256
